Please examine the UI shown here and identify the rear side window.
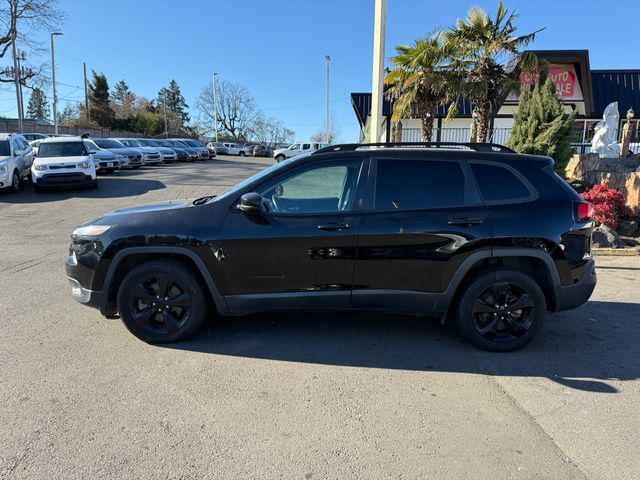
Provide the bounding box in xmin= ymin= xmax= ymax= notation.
xmin=0 ymin=140 xmax=10 ymax=156
xmin=375 ymin=159 xmax=465 ymax=210
xmin=470 ymin=163 xmax=530 ymax=202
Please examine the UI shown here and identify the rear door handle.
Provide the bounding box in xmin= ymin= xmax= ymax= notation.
xmin=448 ymin=217 xmax=484 ymax=226
xmin=317 ymin=223 xmax=352 ymax=231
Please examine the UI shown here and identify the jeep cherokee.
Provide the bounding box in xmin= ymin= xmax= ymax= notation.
xmin=65 ymin=142 xmax=596 ymax=351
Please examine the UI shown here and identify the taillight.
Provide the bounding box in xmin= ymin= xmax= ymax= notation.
xmin=577 ymin=202 xmax=594 ymax=220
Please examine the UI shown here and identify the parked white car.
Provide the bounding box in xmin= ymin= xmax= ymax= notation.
xmin=31 ymin=137 xmax=97 ymax=191
xmin=0 ymin=133 xmax=35 ymax=193
xmin=223 ymin=142 xmax=244 ymax=156
xmin=273 ymin=142 xmax=329 ymax=162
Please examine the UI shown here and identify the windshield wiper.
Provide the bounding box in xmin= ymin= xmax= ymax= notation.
xmin=193 ymin=195 xmax=216 ymax=205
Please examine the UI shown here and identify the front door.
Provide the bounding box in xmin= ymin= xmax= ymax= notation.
xmin=217 ymin=158 xmax=366 ymax=313
xmin=352 ymin=156 xmax=492 ymax=313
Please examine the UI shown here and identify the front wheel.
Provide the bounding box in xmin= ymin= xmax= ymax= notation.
xmin=239 ymin=151 xmax=246 ymax=157
xmin=10 ymin=170 xmax=20 ymax=193
xmin=116 ymin=260 xmax=207 ymax=343
xmin=275 ymin=155 xmax=286 ymax=162
xmin=455 ymin=268 xmax=546 ymax=352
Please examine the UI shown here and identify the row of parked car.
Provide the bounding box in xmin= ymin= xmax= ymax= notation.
xmin=0 ymin=133 xmax=216 ymax=193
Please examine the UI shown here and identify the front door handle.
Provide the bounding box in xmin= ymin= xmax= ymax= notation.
xmin=448 ymin=217 xmax=484 ymax=226
xmin=317 ymin=223 xmax=351 ymax=231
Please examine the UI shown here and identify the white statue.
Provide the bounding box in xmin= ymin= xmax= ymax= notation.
xmin=591 ymin=102 xmax=621 ymax=158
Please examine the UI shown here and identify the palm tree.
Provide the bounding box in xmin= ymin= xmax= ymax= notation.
xmin=446 ymin=1 xmax=542 ymax=142
xmin=385 ymin=30 xmax=460 ymax=142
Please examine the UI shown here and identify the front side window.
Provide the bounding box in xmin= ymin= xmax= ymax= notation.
xmin=0 ymin=140 xmax=11 ymax=156
xmin=375 ymin=159 xmax=465 ymax=210
xmin=256 ymin=160 xmax=362 ymax=214
xmin=470 ymin=163 xmax=531 ymax=202
xmin=288 ymin=143 xmax=301 ymax=151
xmin=38 ymin=142 xmax=88 ymax=158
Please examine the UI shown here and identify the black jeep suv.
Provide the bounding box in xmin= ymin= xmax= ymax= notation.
xmin=65 ymin=142 xmax=596 ymax=351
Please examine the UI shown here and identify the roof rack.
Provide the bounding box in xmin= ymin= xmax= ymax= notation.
xmin=314 ymin=142 xmax=515 ymax=155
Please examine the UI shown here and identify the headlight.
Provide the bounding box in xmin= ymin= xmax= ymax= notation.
xmin=72 ymin=225 xmax=111 ymax=237
xmin=34 ymin=164 xmax=48 ymax=171
xmin=0 ymin=163 xmax=7 ymax=173
xmin=77 ymin=161 xmax=91 ymax=168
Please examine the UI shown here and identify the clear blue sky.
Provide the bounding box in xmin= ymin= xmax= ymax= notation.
xmin=2 ymin=0 xmax=639 ymax=141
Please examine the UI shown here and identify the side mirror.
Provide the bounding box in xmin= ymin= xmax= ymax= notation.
xmin=238 ymin=192 xmax=263 ymax=213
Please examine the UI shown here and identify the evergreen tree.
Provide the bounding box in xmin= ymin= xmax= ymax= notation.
xmin=111 ymin=79 xmax=136 ymax=118
xmin=87 ymin=70 xmax=115 ymax=127
xmin=26 ymin=87 xmax=50 ymax=121
xmin=507 ymin=76 xmax=575 ymax=174
xmin=157 ymin=79 xmax=189 ymax=125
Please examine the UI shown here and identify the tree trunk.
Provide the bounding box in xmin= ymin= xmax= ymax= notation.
xmin=393 ymin=120 xmax=403 ymax=142
xmin=476 ymin=101 xmax=491 ymax=143
xmin=420 ymin=99 xmax=436 ymax=142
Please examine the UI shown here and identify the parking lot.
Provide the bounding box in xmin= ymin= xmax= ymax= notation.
xmin=1 ymin=156 xmax=639 ymax=479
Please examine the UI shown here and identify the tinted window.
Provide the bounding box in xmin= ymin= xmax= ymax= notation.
xmin=471 ymin=163 xmax=530 ymax=202
xmin=257 ymin=160 xmax=362 ymax=213
xmin=94 ymin=139 xmax=124 ymax=149
xmin=0 ymin=140 xmax=10 ymax=156
xmin=375 ymin=159 xmax=465 ymax=210
xmin=38 ymin=142 xmax=88 ymax=158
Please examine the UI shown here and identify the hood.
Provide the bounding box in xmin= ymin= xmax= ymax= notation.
xmin=103 ymin=147 xmax=141 ymax=157
xmin=105 ymin=200 xmax=193 ymax=217
xmin=34 ymin=155 xmax=90 ymax=166
xmin=92 ymin=150 xmax=117 ymax=160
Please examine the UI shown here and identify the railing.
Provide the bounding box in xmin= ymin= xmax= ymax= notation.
xmin=402 ymin=127 xmax=512 ymax=145
xmin=0 ymin=120 xmax=143 ymax=138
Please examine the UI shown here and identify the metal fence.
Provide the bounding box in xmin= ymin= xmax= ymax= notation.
xmin=402 ymin=127 xmax=512 ymax=145
xmin=0 ymin=120 xmax=143 ymax=138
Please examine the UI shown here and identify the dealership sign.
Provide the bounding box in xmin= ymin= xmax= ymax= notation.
xmin=508 ymin=64 xmax=584 ymax=102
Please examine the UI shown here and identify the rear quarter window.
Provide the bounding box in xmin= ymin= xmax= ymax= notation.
xmin=470 ymin=162 xmax=533 ymax=203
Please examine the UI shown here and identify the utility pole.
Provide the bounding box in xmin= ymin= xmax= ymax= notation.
xmin=212 ymin=73 xmax=218 ymax=142
xmin=11 ymin=30 xmax=23 ymax=133
xmin=83 ymin=62 xmax=89 ymax=114
xmin=325 ymin=55 xmax=331 ymax=144
xmin=50 ymin=32 xmax=63 ymax=135
xmin=369 ymin=0 xmax=386 ymax=143
xmin=162 ymin=90 xmax=168 ymax=138
xmin=16 ymin=50 xmax=25 ymax=124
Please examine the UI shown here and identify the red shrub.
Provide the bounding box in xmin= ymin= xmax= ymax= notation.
xmin=580 ymin=184 xmax=633 ymax=229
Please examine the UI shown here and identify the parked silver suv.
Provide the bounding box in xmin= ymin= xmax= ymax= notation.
xmin=0 ymin=133 xmax=35 ymax=193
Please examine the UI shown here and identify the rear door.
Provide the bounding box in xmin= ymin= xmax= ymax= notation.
xmin=352 ymin=156 xmax=492 ymax=313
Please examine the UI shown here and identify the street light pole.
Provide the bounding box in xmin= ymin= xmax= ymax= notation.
xmin=369 ymin=0 xmax=386 ymax=143
xmin=325 ymin=55 xmax=331 ymax=144
xmin=212 ymin=73 xmax=218 ymax=142
xmin=50 ymin=32 xmax=63 ymax=135
xmin=162 ymin=90 xmax=168 ymax=138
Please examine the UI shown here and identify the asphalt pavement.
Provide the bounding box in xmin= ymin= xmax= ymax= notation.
xmin=0 ymin=156 xmax=638 ymax=479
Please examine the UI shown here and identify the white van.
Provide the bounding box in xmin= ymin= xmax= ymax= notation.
xmin=273 ymin=142 xmax=329 ymax=162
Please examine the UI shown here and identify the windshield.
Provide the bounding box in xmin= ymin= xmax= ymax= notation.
xmin=213 ymin=161 xmax=291 ymax=203
xmin=38 ymin=142 xmax=88 ymax=158
xmin=185 ymin=140 xmax=203 ymax=147
xmin=0 ymin=140 xmax=10 ymax=156
xmin=94 ymin=139 xmax=124 ymax=149
xmin=83 ymin=141 xmax=97 ymax=152
xmin=120 ymin=139 xmax=142 ymax=147
xmin=157 ymin=140 xmax=173 ymax=147
xmin=168 ymin=140 xmax=186 ymax=147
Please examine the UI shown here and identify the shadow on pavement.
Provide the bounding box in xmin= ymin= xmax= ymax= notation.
xmin=164 ymin=300 xmax=640 ymax=394
xmin=0 ymin=177 xmax=166 ymax=204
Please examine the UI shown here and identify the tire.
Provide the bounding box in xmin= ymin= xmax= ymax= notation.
xmin=239 ymin=151 xmax=246 ymax=157
xmin=455 ymin=268 xmax=546 ymax=352
xmin=10 ymin=170 xmax=20 ymax=193
xmin=275 ymin=155 xmax=285 ymax=162
xmin=116 ymin=260 xmax=207 ymax=343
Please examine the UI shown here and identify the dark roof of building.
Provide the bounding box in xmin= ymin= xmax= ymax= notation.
xmin=591 ymin=70 xmax=640 ymax=116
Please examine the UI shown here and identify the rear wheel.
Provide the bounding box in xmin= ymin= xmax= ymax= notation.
xmin=455 ymin=268 xmax=546 ymax=352
xmin=239 ymin=151 xmax=246 ymax=157
xmin=275 ymin=154 xmax=285 ymax=162
xmin=117 ymin=260 xmax=207 ymax=343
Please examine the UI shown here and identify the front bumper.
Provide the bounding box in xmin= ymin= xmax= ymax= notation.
xmin=67 ymin=277 xmax=107 ymax=313
xmin=33 ymin=172 xmax=95 ymax=187
xmin=95 ymin=160 xmax=120 ymax=170
xmin=555 ymin=259 xmax=597 ymax=311
xmin=0 ymin=170 xmax=10 ymax=188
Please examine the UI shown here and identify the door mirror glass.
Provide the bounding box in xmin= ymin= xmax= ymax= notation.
xmin=239 ymin=192 xmax=263 ymax=212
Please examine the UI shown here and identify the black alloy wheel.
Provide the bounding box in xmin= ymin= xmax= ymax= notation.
xmin=117 ymin=260 xmax=207 ymax=343
xmin=455 ymin=269 xmax=546 ymax=351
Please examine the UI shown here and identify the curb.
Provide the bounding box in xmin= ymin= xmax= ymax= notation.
xmin=593 ymin=247 xmax=640 ymax=256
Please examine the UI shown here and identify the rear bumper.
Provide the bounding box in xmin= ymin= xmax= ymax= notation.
xmin=555 ymin=259 xmax=597 ymax=312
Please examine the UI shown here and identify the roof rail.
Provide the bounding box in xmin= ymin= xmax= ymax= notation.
xmin=314 ymin=142 xmax=515 ymax=155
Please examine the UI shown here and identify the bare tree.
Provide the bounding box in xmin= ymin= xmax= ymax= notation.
xmin=195 ymin=79 xmax=258 ymax=139
xmin=311 ymin=115 xmax=341 ymax=144
xmin=249 ymin=116 xmax=295 ymax=148
xmin=0 ymin=0 xmax=64 ymax=86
